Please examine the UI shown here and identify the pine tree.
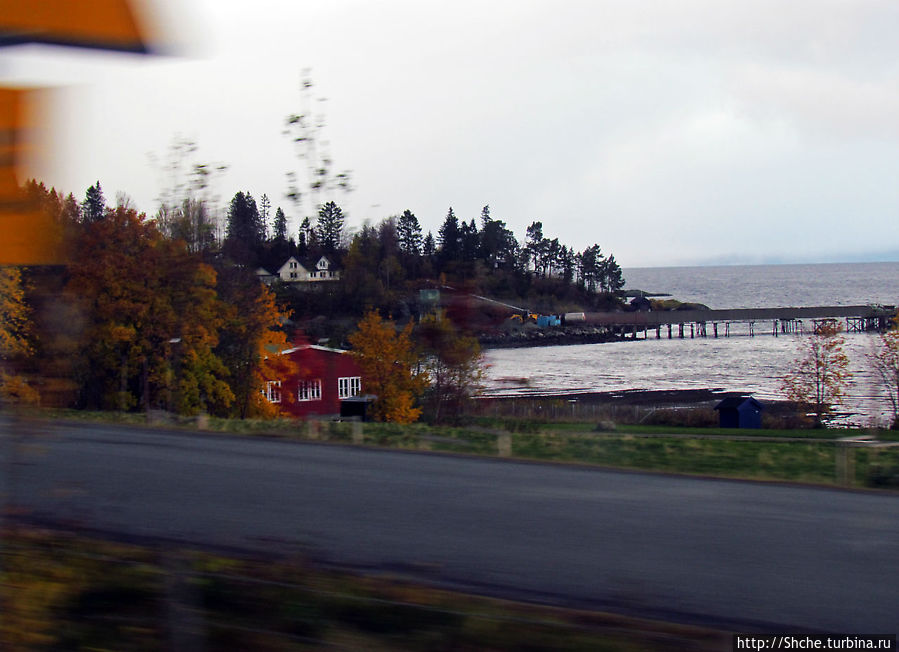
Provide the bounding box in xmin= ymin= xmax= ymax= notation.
xmin=479 ymin=204 xmax=491 ymax=229
xmin=525 ymin=221 xmax=544 ymax=274
xmin=273 ymin=207 xmax=287 ymax=241
xmin=602 ymin=254 xmax=624 ymax=293
xmin=397 ymin=209 xmax=423 ymax=257
xmin=422 ymin=232 xmax=436 ymax=259
xmin=259 ymin=194 xmax=272 ymax=238
xmin=298 ymin=216 xmax=314 ymax=257
xmin=479 ymin=212 xmax=518 ymax=269
xmin=316 ymin=201 xmax=344 ymax=253
xmin=224 ymin=191 xmax=264 ymax=264
xmin=82 ymin=182 xmax=106 ymax=223
xmin=459 ymin=219 xmax=479 ymax=262
xmin=438 ymin=207 xmax=460 ymax=264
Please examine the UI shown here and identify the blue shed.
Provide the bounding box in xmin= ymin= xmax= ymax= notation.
xmin=714 ymin=396 xmax=764 ymax=429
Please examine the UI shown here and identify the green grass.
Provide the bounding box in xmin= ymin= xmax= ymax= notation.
xmin=571 ymin=423 xmax=856 ymax=439
xmin=511 ymin=433 xmax=840 ymax=483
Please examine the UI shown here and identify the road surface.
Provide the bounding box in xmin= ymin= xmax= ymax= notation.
xmin=3 ymin=418 xmax=898 ymax=632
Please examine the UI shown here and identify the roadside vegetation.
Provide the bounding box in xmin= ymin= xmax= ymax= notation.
xmin=19 ymin=408 xmax=899 ymax=490
xmin=1 ymin=527 xmax=728 ymax=651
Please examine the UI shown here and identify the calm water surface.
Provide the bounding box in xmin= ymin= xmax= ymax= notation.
xmin=483 ymin=262 xmax=899 ymax=425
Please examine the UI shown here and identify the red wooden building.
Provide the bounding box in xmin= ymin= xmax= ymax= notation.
xmin=263 ymin=345 xmax=364 ymax=418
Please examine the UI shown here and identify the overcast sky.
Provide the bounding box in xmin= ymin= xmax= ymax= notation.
xmin=6 ymin=0 xmax=899 ymax=267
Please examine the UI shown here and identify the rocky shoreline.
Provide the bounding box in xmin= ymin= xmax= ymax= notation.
xmin=479 ymin=325 xmax=622 ymax=349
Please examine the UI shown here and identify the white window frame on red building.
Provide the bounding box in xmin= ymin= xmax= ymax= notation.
xmin=338 ymin=376 xmax=361 ymax=399
xmin=298 ymin=379 xmax=322 ymax=401
xmin=264 ymin=380 xmax=282 ymax=403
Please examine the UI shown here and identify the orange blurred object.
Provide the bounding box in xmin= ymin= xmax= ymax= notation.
xmin=0 ymin=0 xmax=152 ymax=53
xmin=0 ymin=0 xmax=158 ymax=264
xmin=0 ymin=88 xmax=63 ymax=265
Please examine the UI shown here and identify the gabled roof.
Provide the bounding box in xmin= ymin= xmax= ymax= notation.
xmin=714 ymin=396 xmax=763 ymax=411
xmin=277 ymin=256 xmax=309 ymax=274
xmin=281 ymin=344 xmax=349 ymax=356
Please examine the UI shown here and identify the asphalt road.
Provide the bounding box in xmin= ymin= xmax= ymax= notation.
xmin=3 ymin=417 xmax=898 ymax=632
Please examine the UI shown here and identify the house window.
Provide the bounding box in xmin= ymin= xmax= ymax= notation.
xmin=298 ymin=379 xmax=322 ymax=401
xmin=290 ymin=262 xmax=297 ymax=269
xmin=338 ymin=376 xmax=361 ymax=399
xmin=290 ymin=272 xmax=298 ymax=279
xmin=264 ymin=380 xmax=282 ymax=403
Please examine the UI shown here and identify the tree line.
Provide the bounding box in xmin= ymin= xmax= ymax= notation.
xmin=2 ymin=180 xmax=490 ymax=424
xmin=7 ymin=181 xmax=295 ymax=419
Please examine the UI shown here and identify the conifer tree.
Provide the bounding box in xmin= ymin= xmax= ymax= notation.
xmin=438 ymin=207 xmax=460 ymax=264
xmin=397 ymin=209 xmax=423 ymax=257
xmin=224 ymin=191 xmax=264 ymax=264
xmin=82 ymin=182 xmax=106 ymax=223
xmin=273 ymin=207 xmax=288 ymax=241
xmin=316 ymin=201 xmax=344 ymax=253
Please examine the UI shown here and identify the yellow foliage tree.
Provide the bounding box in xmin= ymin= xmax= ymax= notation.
xmin=67 ymin=206 xmax=234 ymax=414
xmin=871 ymin=310 xmax=899 ymax=428
xmin=781 ymin=320 xmax=851 ymax=427
xmin=213 ymin=267 xmax=298 ymax=419
xmin=0 ymin=266 xmax=39 ymax=405
xmin=348 ymin=311 xmax=427 ymax=423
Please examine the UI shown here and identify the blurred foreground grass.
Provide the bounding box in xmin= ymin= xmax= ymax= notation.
xmin=1 ymin=527 xmax=729 ymax=651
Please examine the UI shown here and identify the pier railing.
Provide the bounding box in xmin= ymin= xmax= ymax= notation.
xmin=582 ymin=305 xmax=895 ymax=338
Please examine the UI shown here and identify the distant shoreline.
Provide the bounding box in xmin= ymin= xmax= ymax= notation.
xmin=478 ymin=387 xmax=736 ymax=407
xmin=477 ymin=388 xmax=796 ymax=415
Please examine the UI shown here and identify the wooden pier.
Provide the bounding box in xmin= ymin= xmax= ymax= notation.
xmin=582 ymin=305 xmax=896 ymax=340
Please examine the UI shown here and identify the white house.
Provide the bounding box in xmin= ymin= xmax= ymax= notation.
xmin=273 ymin=256 xmax=340 ymax=284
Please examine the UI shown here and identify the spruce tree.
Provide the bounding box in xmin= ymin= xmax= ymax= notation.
xmin=437 ymin=207 xmax=460 ymax=265
xmin=82 ymin=182 xmax=106 ymax=223
xmin=397 ymin=209 xmax=423 ymax=257
xmin=273 ymin=207 xmax=287 ymax=241
xmin=316 ymin=201 xmax=344 ymax=253
xmin=224 ymin=191 xmax=264 ymax=264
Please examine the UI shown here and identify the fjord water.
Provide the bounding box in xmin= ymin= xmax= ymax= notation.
xmin=482 ymin=262 xmax=899 ymax=425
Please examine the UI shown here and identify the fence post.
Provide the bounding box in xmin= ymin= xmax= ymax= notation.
xmin=352 ymin=421 xmax=364 ymax=445
xmin=835 ymin=442 xmax=854 ymax=487
xmin=497 ymin=433 xmax=511 ymax=457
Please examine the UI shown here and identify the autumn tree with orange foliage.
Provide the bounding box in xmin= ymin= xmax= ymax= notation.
xmin=67 ymin=206 xmax=234 ymax=414
xmin=0 ymin=266 xmax=39 ymax=405
xmin=349 ymin=311 xmax=427 ymax=423
xmin=213 ymin=265 xmax=298 ymax=418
